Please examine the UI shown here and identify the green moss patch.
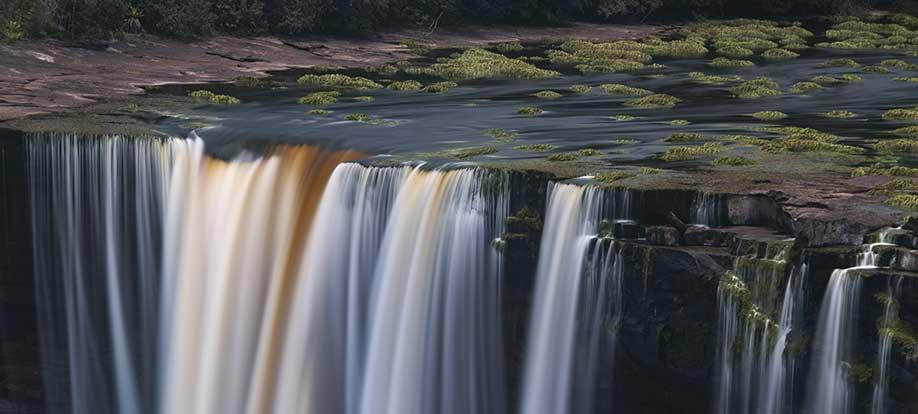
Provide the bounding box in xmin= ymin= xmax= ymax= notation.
xmin=423 ymin=81 xmax=458 ymax=93
xmin=533 ymin=90 xmax=563 ymax=99
xmin=821 ymin=110 xmax=856 ymax=118
xmin=892 ymin=126 xmax=918 ymax=136
xmin=297 ymin=74 xmax=383 ymax=90
xmin=624 ymin=93 xmax=681 ymax=108
xmin=730 ymin=77 xmax=781 ymax=98
xmin=761 ymin=48 xmax=799 ymax=59
xmin=427 ymin=48 xmax=560 ymax=80
xmin=895 ymin=76 xmax=918 ymax=83
xmin=790 ymin=82 xmax=824 ymax=93
xmin=344 ymin=113 xmax=372 ymax=122
xmin=688 ymin=71 xmax=742 ymax=85
xmin=514 ymin=144 xmax=556 ymax=152
xmin=852 ymin=165 xmax=918 ymax=177
xmin=189 ymin=90 xmax=241 ymax=105
xmin=600 ymin=83 xmax=652 ymax=96
xmin=595 ymin=171 xmax=636 ymax=184
xmin=307 ymin=108 xmax=330 ymax=115
xmin=883 ymin=108 xmax=918 ymax=120
xmin=716 ymin=45 xmax=754 ymax=58
xmin=611 ymin=115 xmax=636 ymax=121
xmin=660 ymin=142 xmax=724 ymax=161
xmin=820 ymin=58 xmax=861 ymax=68
xmin=578 ymin=148 xmax=602 ymax=156
xmin=494 ymin=41 xmax=524 ymax=53
xmin=484 ymin=128 xmax=517 ymax=142
xmin=517 ymin=106 xmax=544 ymax=117
xmin=570 ymin=84 xmax=593 ymax=94
xmin=298 ymin=91 xmax=340 ymax=105
xmin=668 ymin=119 xmax=691 ymax=125
xmin=387 ymin=80 xmax=423 ymax=91
xmin=751 ymin=111 xmax=788 ymax=120
xmin=875 ymin=139 xmax=918 ymax=153
xmin=708 ymin=57 xmax=755 ymax=69
xmin=546 ymin=152 xmax=580 ymax=161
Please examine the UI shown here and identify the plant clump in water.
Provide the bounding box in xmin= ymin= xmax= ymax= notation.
xmin=533 ymin=90 xmax=563 ymax=99
xmin=853 ymin=165 xmax=918 ymax=178
xmin=761 ymin=48 xmax=799 ymax=59
xmin=546 ymin=152 xmax=580 ymax=161
xmin=594 ymin=171 xmax=636 ymax=184
xmin=729 ymin=77 xmax=781 ymax=98
xmin=716 ymin=45 xmax=754 ymax=58
xmin=578 ymin=148 xmax=602 ymax=156
xmin=668 ymin=119 xmax=691 ymax=125
xmin=387 ymin=80 xmax=423 ymax=91
xmin=307 ymin=108 xmax=329 ymax=115
xmin=514 ymin=144 xmax=556 ymax=152
xmin=895 ymin=76 xmax=918 ymax=83
xmin=708 ymin=57 xmax=755 ymax=69
xmin=494 ymin=41 xmax=524 ymax=53
xmin=892 ymin=126 xmax=918 ymax=136
xmin=822 ymin=110 xmax=856 ymax=118
xmin=353 ymin=96 xmax=374 ymax=102
xmin=624 ymin=93 xmax=681 ymax=108
xmin=751 ymin=111 xmax=788 ymax=120
xmin=297 ymin=74 xmax=383 ymax=90
xmin=660 ymin=142 xmax=724 ymax=161
xmin=611 ymin=115 xmax=636 ymax=121
xmin=484 ymin=128 xmax=517 ymax=142
xmin=427 ymin=48 xmax=560 ymax=80
xmin=883 ymin=107 xmax=918 ymax=121
xmin=344 ymin=113 xmax=372 ymax=122
xmin=297 ymin=91 xmax=340 ymax=105
xmin=189 ymin=90 xmax=241 ymax=105
xmin=688 ymin=71 xmax=742 ymax=85
xmin=570 ymin=84 xmax=593 ymax=93
xmin=821 ymin=58 xmax=861 ymax=68
xmin=790 ymin=81 xmax=824 ymax=93
xmin=422 ymin=81 xmax=459 ymax=93
xmin=517 ymin=106 xmax=544 ymax=117
xmin=874 ymin=139 xmax=918 ymax=154
xmin=600 ymin=83 xmax=652 ymax=96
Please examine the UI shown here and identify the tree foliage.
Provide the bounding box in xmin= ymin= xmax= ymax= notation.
xmin=0 ymin=0 xmax=889 ymax=42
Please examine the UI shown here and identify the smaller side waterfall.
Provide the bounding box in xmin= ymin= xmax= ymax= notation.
xmin=692 ymin=192 xmax=723 ymax=226
xmin=519 ymin=183 xmax=626 ymax=414
xmin=714 ymin=242 xmax=800 ymax=414
xmin=805 ymin=269 xmax=864 ymax=414
xmin=871 ymin=276 xmax=903 ymax=414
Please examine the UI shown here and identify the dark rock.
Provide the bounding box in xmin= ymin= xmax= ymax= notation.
xmin=683 ymin=226 xmax=733 ymax=247
xmin=726 ymin=194 xmax=794 ymax=231
xmin=614 ymin=220 xmax=643 ymax=239
xmin=904 ymin=216 xmax=918 ymax=233
xmin=665 ymin=211 xmax=688 ymax=233
xmin=646 ymin=226 xmax=680 ymax=246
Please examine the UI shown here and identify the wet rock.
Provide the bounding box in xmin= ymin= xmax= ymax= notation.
xmin=903 ymin=216 xmax=918 ymax=233
xmin=665 ymin=211 xmax=688 ymax=233
xmin=726 ymin=194 xmax=794 ymax=231
xmin=646 ymin=226 xmax=680 ymax=246
xmin=614 ymin=220 xmax=643 ymax=239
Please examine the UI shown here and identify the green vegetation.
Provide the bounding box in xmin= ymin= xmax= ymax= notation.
xmin=751 ymin=111 xmax=788 ymax=120
xmin=716 ymin=45 xmax=754 ymax=58
xmin=708 ymin=57 xmax=755 ymax=69
xmin=298 ymin=91 xmax=340 ymax=105
xmin=875 ymin=139 xmax=918 ymax=153
xmin=611 ymin=138 xmax=638 ymax=145
xmin=344 ymin=113 xmax=371 ymax=122
xmin=713 ymin=156 xmax=756 ymax=166
xmin=790 ymin=82 xmax=823 ymax=93
xmin=189 ymin=90 xmax=241 ymax=105
xmin=484 ymin=128 xmax=517 ymax=142
xmin=665 ymin=132 xmax=706 ymax=142
xmin=821 ymin=110 xmax=856 ymax=118
xmin=883 ymin=108 xmax=918 ymax=120
xmin=600 ymin=83 xmax=652 ymax=96
xmin=895 ymin=76 xmax=918 ymax=83
xmin=234 ymin=76 xmax=260 ymax=87
xmin=611 ymin=115 xmax=636 ymax=121
xmin=862 ymin=65 xmax=892 ymax=73
xmin=730 ymin=77 xmax=781 ymax=98
xmin=878 ymin=316 xmax=918 ymax=361
xmin=595 ymin=171 xmax=636 ymax=184
xmin=427 ymin=49 xmax=559 ymax=80
xmin=365 ymin=64 xmax=399 ymax=75
xmin=297 ymin=74 xmax=382 ymax=90
xmin=444 ymin=146 xmax=498 ymax=159
xmin=307 ymin=109 xmax=330 ymax=115
xmin=624 ymin=94 xmax=680 ymax=108
xmin=820 ymin=58 xmax=861 ymax=68
xmin=403 ymin=40 xmax=432 ymax=55
xmin=852 ymin=165 xmax=918 ymax=178
xmin=868 ymin=179 xmax=918 ymax=196
xmin=570 ymin=84 xmax=592 ymax=94
xmin=423 ymin=82 xmax=458 ymax=93
xmin=688 ymin=71 xmax=742 ymax=85
xmin=880 ymin=59 xmax=918 ymax=70
xmin=640 ymin=167 xmax=663 ymax=174
xmin=843 ymin=361 xmax=874 ymax=384
xmin=660 ymin=142 xmax=723 ymax=161
xmin=893 ymin=126 xmax=918 ymax=136
xmin=353 ymin=96 xmax=374 ymax=102
xmin=668 ymin=119 xmax=691 ymax=125
xmin=387 ymin=80 xmax=423 ymax=91
xmin=533 ymin=90 xmax=563 ymax=99
xmin=514 ymin=144 xmax=555 ymax=152
xmin=761 ymin=48 xmax=799 ymax=59
xmin=578 ymin=148 xmax=602 ymax=156
xmin=517 ymin=106 xmax=544 ymax=117
xmin=546 ymin=152 xmax=580 ymax=161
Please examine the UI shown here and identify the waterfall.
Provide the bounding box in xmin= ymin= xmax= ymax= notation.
xmin=519 ymin=183 xmax=625 ymax=414
xmin=28 ymin=134 xmax=510 ymax=414
xmin=805 ymin=269 xmax=864 ymax=414
xmin=692 ymin=192 xmax=721 ymax=226
xmin=871 ymin=276 xmax=903 ymax=414
xmin=714 ymin=246 xmax=799 ymax=414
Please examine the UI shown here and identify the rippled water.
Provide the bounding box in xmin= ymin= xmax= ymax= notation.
xmin=146 ymin=46 xmax=918 ymax=164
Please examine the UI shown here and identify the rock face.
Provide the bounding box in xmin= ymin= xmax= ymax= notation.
xmin=646 ymin=226 xmax=680 ymax=246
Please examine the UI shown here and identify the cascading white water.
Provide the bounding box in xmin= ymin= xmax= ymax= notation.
xmin=692 ymin=192 xmax=720 ymax=226
xmin=714 ymin=248 xmax=800 ymax=414
xmin=871 ymin=276 xmax=903 ymax=414
xmin=520 ymin=182 xmax=626 ymax=414
xmin=805 ymin=268 xmax=864 ymax=414
xmin=29 ymin=134 xmax=510 ymax=414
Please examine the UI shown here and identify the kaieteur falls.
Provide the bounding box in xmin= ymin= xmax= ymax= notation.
xmin=3 ymin=12 xmax=918 ymax=414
